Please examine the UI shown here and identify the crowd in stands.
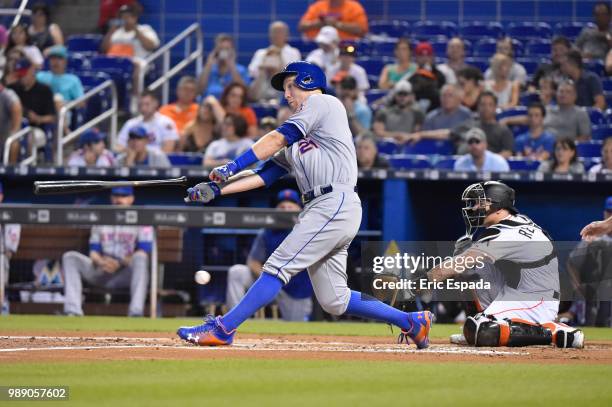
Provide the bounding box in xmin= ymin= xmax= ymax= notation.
xmin=0 ymin=0 xmax=609 ymax=176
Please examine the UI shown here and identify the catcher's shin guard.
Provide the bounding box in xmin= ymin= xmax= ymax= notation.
xmin=463 ymin=314 xmax=553 ymax=347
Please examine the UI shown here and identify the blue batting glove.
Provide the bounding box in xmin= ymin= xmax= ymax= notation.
xmin=210 ymin=161 xmax=239 ymax=183
xmin=184 ymin=182 xmax=221 ymax=203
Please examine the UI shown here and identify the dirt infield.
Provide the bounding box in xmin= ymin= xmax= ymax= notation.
xmin=1 ymin=331 xmax=611 ymax=364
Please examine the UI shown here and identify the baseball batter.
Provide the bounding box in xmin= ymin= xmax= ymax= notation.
xmin=178 ymin=61 xmax=432 ymax=348
xmin=425 ymin=181 xmax=584 ymax=348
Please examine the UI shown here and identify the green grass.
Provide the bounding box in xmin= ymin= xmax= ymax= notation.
xmin=2 ymin=314 xmax=612 ymax=341
xmin=1 ymin=360 xmax=611 ymax=407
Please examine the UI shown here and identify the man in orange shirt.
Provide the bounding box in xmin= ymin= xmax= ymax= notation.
xmin=298 ymin=0 xmax=368 ymax=41
xmin=159 ymin=76 xmax=199 ymax=134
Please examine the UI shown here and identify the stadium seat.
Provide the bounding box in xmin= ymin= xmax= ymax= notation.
xmin=580 ymin=157 xmax=602 ymax=171
xmin=525 ymin=39 xmax=551 ymax=57
xmin=77 ymin=71 xmax=113 ymax=122
xmin=289 ymin=39 xmax=318 ymax=56
xmin=554 ymin=22 xmax=591 ymax=41
xmin=576 ymin=141 xmax=603 ymax=158
xmin=90 ymin=56 xmax=133 ymax=110
xmin=585 ymin=60 xmax=605 ymax=77
xmin=516 ymin=57 xmax=547 ymax=76
xmin=251 ymin=104 xmax=278 ymax=120
xmin=460 ymin=22 xmax=504 ymax=41
xmin=376 ymin=139 xmax=399 ymax=155
xmin=367 ymin=40 xmax=398 ymax=57
xmin=602 ymin=79 xmax=612 ymax=92
xmin=369 ymin=20 xmax=410 ymax=38
xmin=592 ymin=125 xmax=612 ymax=141
xmin=67 ymin=34 xmax=103 ymax=53
xmin=506 ymin=22 xmax=552 ymax=40
xmin=507 ymin=157 xmax=541 ymax=171
xmin=434 ymin=156 xmax=458 ymax=169
xmin=365 ymin=89 xmax=388 ymax=105
xmin=519 ymin=92 xmax=541 ymax=106
xmin=167 ymin=153 xmax=204 ymax=166
xmin=586 ymin=108 xmax=606 ymax=125
xmin=387 ymin=154 xmax=432 ymax=169
xmin=403 ymin=139 xmax=453 ymax=155
xmin=356 ymin=57 xmax=391 ymax=77
xmin=431 ymin=36 xmax=451 ymax=56
xmin=464 ymin=57 xmax=489 ymax=73
xmin=496 ymin=106 xmax=528 ymax=121
xmin=473 ymin=38 xmax=497 ymax=57
xmin=412 ymin=21 xmax=457 ymax=39
xmin=605 ymin=92 xmax=612 ymax=110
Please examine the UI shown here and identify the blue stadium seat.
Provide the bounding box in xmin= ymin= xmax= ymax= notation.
xmin=403 ymin=139 xmax=453 ymax=155
xmin=519 ymin=92 xmax=541 ymax=106
xmin=412 ymin=21 xmax=457 ymax=39
xmin=506 ymin=22 xmax=552 ymax=40
xmin=77 ymin=71 xmax=113 ymax=122
xmin=367 ymin=40 xmax=398 ymax=57
xmin=367 ymin=75 xmax=378 ymax=89
xmin=605 ymin=92 xmax=612 ymax=110
xmin=67 ymin=34 xmax=103 ymax=53
xmin=586 ymin=108 xmax=606 ymax=125
xmin=525 ymin=39 xmax=551 ymax=57
xmin=473 ymin=38 xmax=497 ymax=57
xmin=460 ymin=22 xmax=504 ymax=41
xmin=369 ymin=20 xmax=410 ymax=38
xmin=289 ymin=39 xmax=318 ymax=56
xmin=507 ymin=157 xmax=541 ymax=171
xmin=554 ymin=22 xmax=591 ymax=41
xmin=388 ymin=154 xmax=432 ymax=169
xmin=576 ymin=141 xmax=603 ymax=158
xmin=602 ymin=79 xmax=612 ymax=92
xmin=90 ymin=56 xmax=133 ymax=110
xmin=496 ymin=106 xmax=528 ymax=121
xmin=580 ymin=157 xmax=602 ymax=171
xmin=464 ymin=57 xmax=489 ymax=73
xmin=167 ymin=153 xmax=204 ymax=166
xmin=592 ymin=125 xmax=612 ymax=141
xmin=431 ymin=36 xmax=450 ymax=56
xmin=251 ymin=104 xmax=278 ymax=120
xmin=585 ymin=60 xmax=605 ymax=77
xmin=376 ymin=139 xmax=399 ymax=155
xmin=365 ymin=89 xmax=388 ymax=105
xmin=510 ymin=38 xmax=525 ymax=57
xmin=434 ymin=156 xmax=458 ymax=169
xmin=516 ymin=57 xmax=546 ymax=76
xmin=356 ymin=57 xmax=392 ymax=77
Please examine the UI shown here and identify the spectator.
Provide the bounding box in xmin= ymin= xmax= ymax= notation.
xmin=116 ymin=125 xmax=171 ymax=167
xmin=532 ymin=36 xmax=571 ymax=89
xmin=437 ymin=37 xmax=468 ymax=85
xmin=400 ymin=84 xmax=471 ymax=144
xmin=537 ymin=137 xmax=585 ymax=173
xmin=305 ymin=26 xmax=340 ymax=76
xmin=454 ymin=91 xmax=514 ymax=157
xmin=457 ymin=66 xmax=483 ymax=112
xmin=226 ymin=190 xmax=313 ymax=321
xmin=515 ymin=103 xmax=556 ymax=161
xmin=205 ymin=82 xmax=258 ymax=138
xmin=2 ymin=48 xmax=25 ymax=87
xmin=0 ymin=83 xmax=22 ymax=163
xmin=0 ymin=25 xmax=8 ymax=76
xmin=179 ymin=99 xmax=219 ymax=153
xmin=117 ymin=91 xmax=179 ymax=153
xmin=378 ymin=37 xmax=417 ymax=90
xmin=356 ymin=134 xmax=388 ymax=169
xmin=538 ymin=75 xmax=557 ymax=106
xmin=0 ymin=181 xmax=21 ymax=315
xmin=197 ymin=33 xmax=250 ymax=99
xmin=36 ymin=45 xmax=84 ymax=109
xmin=409 ymin=42 xmax=446 ymax=112
xmin=98 ymin=0 xmax=142 ymax=34
xmin=453 ymin=128 xmax=510 ymax=172
xmin=158 ymin=76 xmax=198 ymax=134
xmin=9 ymin=58 xmax=55 ymax=129
xmin=257 ymin=116 xmax=277 ymax=140
xmin=203 ymin=113 xmax=253 ymax=167
xmin=543 ymin=80 xmax=592 ymax=141
xmin=560 ymin=49 xmax=606 ymax=110
xmin=62 ymin=186 xmax=153 ymax=317
xmin=484 ymin=37 xmax=527 ymax=85
xmin=335 ymin=75 xmax=371 ymax=136
xmin=7 ymin=24 xmax=43 ymax=68
xmin=576 ymin=2 xmax=612 ymax=60
xmin=28 ymin=3 xmax=63 ymax=55
xmin=372 ymin=81 xmax=424 ymax=141
xmin=484 ymin=53 xmax=519 ymax=108
xmin=298 ymin=0 xmax=368 ymax=41
xmin=248 ymin=21 xmax=301 ymax=102
xmin=67 ymin=129 xmax=115 ymax=167
xmin=588 ymin=137 xmax=612 ymax=174
xmin=328 ymin=42 xmax=369 ymax=97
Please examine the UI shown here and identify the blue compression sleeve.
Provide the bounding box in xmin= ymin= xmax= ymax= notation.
xmin=232 ymin=148 xmax=259 ymax=173
xmin=276 ymin=122 xmax=303 ymax=145
xmin=345 ymin=290 xmax=411 ymax=330
xmin=254 ymin=159 xmax=289 ymax=187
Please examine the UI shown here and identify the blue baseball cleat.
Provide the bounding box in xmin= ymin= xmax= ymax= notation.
xmin=177 ymin=315 xmax=236 ymax=346
xmin=398 ymin=311 xmax=433 ymax=349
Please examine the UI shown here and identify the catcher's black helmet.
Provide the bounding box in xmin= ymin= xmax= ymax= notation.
xmin=461 ymin=181 xmax=517 ymax=234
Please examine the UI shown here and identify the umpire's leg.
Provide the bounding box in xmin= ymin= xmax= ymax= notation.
xmin=62 ymin=251 xmax=98 ymax=316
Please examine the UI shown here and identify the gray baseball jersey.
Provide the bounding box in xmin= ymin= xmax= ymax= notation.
xmin=261 ymin=92 xmax=362 ymax=316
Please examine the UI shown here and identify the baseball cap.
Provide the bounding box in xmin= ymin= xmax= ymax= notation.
xmin=79 ymin=129 xmax=106 ymax=147
xmin=276 ymin=189 xmax=301 ymax=207
xmin=315 ymin=26 xmax=339 ymax=45
xmin=339 ymin=42 xmax=357 ymax=57
xmin=605 ymin=196 xmax=612 ymax=212
xmin=414 ymin=42 xmax=434 ymax=56
xmin=111 ymin=186 xmax=134 ymax=196
xmin=48 ymin=45 xmax=68 ymax=59
xmin=14 ymin=58 xmax=32 ymax=77
xmin=128 ymin=125 xmax=148 ymax=139
xmin=118 ymin=4 xmax=138 ymax=15
xmin=393 ymin=80 xmax=412 ymax=95
xmin=465 ymin=127 xmax=487 ymax=143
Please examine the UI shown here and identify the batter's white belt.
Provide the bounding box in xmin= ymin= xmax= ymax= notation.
xmin=301 ymin=183 xmax=357 ymax=205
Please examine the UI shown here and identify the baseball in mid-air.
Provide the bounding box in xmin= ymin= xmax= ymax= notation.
xmin=194 ymin=270 xmax=211 ymax=285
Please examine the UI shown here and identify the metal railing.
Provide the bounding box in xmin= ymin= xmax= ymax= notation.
xmin=56 ymin=80 xmax=118 ymax=166
xmin=3 ymin=126 xmax=36 ymax=166
xmin=0 ymin=0 xmax=32 ymax=27
xmin=137 ymin=23 xmax=203 ymax=105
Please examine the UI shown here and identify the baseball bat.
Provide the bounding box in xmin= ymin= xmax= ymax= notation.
xmin=33 ymin=176 xmax=188 ymax=195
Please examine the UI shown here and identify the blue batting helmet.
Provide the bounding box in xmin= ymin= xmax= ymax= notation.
xmin=271 ymin=61 xmax=326 ymax=93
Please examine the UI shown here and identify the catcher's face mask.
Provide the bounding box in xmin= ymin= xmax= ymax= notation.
xmin=461 ymin=183 xmax=491 ymax=235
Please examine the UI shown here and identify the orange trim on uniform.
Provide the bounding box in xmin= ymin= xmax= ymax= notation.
xmin=498 ymin=323 xmax=510 ymax=346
